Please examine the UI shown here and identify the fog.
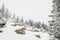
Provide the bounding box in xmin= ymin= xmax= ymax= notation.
xmin=0 ymin=0 xmax=52 ymax=25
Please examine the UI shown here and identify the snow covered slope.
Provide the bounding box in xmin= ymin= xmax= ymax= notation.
xmin=0 ymin=20 xmax=50 ymax=40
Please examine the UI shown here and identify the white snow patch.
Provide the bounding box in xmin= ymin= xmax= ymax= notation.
xmin=0 ymin=21 xmax=50 ymax=40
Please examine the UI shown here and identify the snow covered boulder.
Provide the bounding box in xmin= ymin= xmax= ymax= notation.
xmin=0 ymin=17 xmax=7 ymax=28
xmin=0 ymin=30 xmax=3 ymax=33
xmin=0 ymin=22 xmax=6 ymax=28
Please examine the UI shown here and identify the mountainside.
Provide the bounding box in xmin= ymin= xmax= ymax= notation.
xmin=0 ymin=19 xmax=51 ymax=40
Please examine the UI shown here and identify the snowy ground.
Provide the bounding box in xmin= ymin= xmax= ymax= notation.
xmin=0 ymin=20 xmax=51 ymax=40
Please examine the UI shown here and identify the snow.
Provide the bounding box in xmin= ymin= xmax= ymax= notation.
xmin=0 ymin=20 xmax=51 ymax=40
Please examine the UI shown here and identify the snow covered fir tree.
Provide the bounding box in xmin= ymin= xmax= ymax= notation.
xmin=0 ymin=4 xmax=11 ymax=19
xmin=0 ymin=4 xmax=12 ymax=33
xmin=49 ymin=0 xmax=60 ymax=39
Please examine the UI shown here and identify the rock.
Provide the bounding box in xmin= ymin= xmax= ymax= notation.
xmin=35 ymin=35 xmax=40 ymax=38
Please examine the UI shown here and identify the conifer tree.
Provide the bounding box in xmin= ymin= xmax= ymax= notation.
xmin=20 ymin=17 xmax=24 ymax=23
xmin=5 ymin=9 xmax=8 ymax=19
xmin=34 ymin=22 xmax=41 ymax=28
xmin=0 ymin=4 xmax=11 ymax=19
xmin=15 ymin=16 xmax=20 ymax=23
xmin=12 ymin=14 xmax=16 ymax=19
xmin=49 ymin=0 xmax=60 ymax=39
xmin=1 ymin=4 xmax=5 ymax=17
xmin=28 ymin=19 xmax=33 ymax=26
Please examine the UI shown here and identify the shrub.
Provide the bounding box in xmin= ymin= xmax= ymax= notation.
xmin=15 ymin=28 xmax=25 ymax=35
xmin=29 ymin=29 xmax=39 ymax=32
xmin=32 ymin=30 xmax=39 ymax=32
xmin=11 ymin=23 xmax=24 ymax=26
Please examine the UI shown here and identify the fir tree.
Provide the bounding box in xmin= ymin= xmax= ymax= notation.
xmin=49 ymin=0 xmax=60 ymax=39
xmin=28 ymin=19 xmax=33 ymax=26
xmin=1 ymin=4 xmax=5 ymax=17
xmin=15 ymin=16 xmax=20 ymax=23
xmin=34 ymin=22 xmax=41 ymax=28
xmin=0 ymin=4 xmax=11 ymax=19
xmin=12 ymin=14 xmax=16 ymax=19
xmin=20 ymin=17 xmax=24 ymax=23
xmin=5 ymin=9 xmax=8 ymax=19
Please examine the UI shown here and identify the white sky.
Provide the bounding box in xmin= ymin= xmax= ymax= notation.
xmin=0 ymin=0 xmax=52 ymax=25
